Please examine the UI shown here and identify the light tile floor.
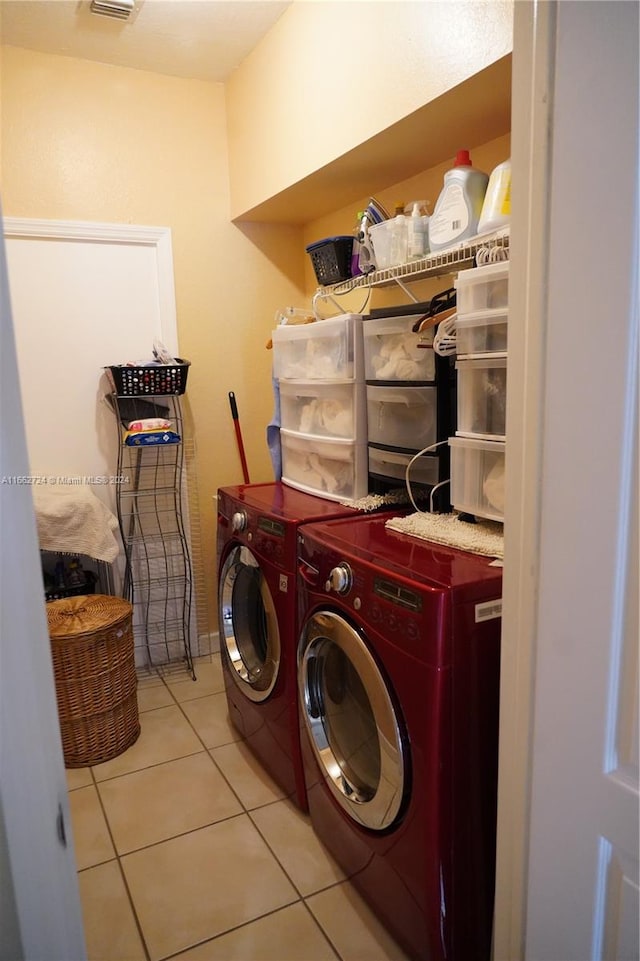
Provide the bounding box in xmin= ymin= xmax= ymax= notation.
xmin=67 ymin=654 xmax=411 ymax=961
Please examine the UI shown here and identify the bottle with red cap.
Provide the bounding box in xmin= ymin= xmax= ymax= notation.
xmin=428 ymin=149 xmax=489 ymax=252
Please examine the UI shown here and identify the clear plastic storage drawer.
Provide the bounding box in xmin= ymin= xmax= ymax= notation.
xmin=449 ymin=436 xmax=505 ymax=522
xmin=280 ymin=430 xmax=367 ymax=503
xmin=279 ymin=381 xmax=362 ymax=440
xmin=368 ymin=445 xmax=440 ymax=487
xmin=366 ymin=385 xmax=437 ymax=450
xmin=456 ymin=355 xmax=507 ymax=439
xmin=364 ymin=316 xmax=435 ymax=382
xmin=272 ymin=314 xmax=362 ymax=381
xmin=454 ymin=261 xmax=509 ymax=315
xmin=456 ymin=308 xmax=508 ymax=356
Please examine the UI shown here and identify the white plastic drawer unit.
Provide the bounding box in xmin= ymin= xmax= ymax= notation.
xmin=280 ymin=430 xmax=368 ymax=504
xmin=272 ymin=313 xmax=363 ymax=381
xmin=279 ymin=380 xmax=363 ymax=441
xmin=449 ymin=436 xmax=506 ymax=523
xmin=454 ymin=260 xmax=509 ymax=316
xmin=456 ymin=308 xmax=509 ymax=357
xmin=366 ymin=385 xmax=437 ymax=450
xmin=368 ymin=445 xmax=440 ymax=488
xmin=363 ymin=315 xmax=435 ymax=383
xmin=456 ymin=355 xmax=507 ymax=439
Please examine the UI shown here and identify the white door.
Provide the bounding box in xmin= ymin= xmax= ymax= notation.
xmin=495 ymin=2 xmax=639 ymax=958
xmin=0 ymin=218 xmax=86 ymax=960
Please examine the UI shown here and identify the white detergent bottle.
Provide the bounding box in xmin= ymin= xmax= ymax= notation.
xmin=429 ymin=150 xmax=489 ymax=252
xmin=407 ymin=202 xmax=426 ymax=259
xmin=477 ymin=158 xmax=511 ymax=233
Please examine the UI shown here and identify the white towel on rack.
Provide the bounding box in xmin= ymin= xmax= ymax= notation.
xmin=33 ymin=485 xmax=120 ymax=563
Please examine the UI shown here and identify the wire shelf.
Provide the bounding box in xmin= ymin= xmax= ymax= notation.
xmin=319 ymin=228 xmax=511 ymax=303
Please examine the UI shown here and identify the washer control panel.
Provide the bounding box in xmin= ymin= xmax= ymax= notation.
xmin=231 ymin=511 xmax=247 ymax=532
xmin=325 ymin=563 xmax=353 ymax=595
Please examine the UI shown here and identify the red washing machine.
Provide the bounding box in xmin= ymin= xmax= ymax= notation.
xmin=216 ymin=482 xmax=359 ymax=811
xmin=296 ymin=513 xmax=502 ymax=961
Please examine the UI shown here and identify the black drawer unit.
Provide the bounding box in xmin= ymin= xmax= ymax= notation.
xmin=363 ymin=298 xmax=456 ymax=511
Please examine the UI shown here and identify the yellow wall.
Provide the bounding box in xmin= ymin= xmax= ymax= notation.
xmin=1 ymin=46 xmax=306 ymax=631
xmin=226 ymin=0 xmax=513 ymax=218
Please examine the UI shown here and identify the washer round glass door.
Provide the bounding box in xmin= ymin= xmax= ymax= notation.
xmin=298 ymin=610 xmax=406 ymax=830
xmin=219 ymin=544 xmax=280 ymax=702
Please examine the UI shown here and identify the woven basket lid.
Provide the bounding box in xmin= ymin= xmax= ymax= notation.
xmin=47 ymin=594 xmax=132 ymax=641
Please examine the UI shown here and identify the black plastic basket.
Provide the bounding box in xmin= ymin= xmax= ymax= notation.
xmin=107 ymin=359 xmax=190 ymax=396
xmin=306 ymin=236 xmax=354 ymax=286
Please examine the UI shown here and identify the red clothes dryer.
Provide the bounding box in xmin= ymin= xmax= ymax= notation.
xmin=296 ymin=513 xmax=503 ymax=961
xmin=216 ymin=482 xmax=358 ymax=811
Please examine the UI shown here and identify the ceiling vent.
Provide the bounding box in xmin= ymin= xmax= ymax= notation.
xmin=89 ymin=0 xmax=136 ymax=21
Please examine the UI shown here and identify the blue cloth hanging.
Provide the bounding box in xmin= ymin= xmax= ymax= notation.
xmin=266 ymin=373 xmax=281 ymax=480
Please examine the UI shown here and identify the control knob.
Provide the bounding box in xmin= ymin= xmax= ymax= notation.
xmin=231 ymin=511 xmax=247 ymax=533
xmin=325 ymin=563 xmax=352 ymax=595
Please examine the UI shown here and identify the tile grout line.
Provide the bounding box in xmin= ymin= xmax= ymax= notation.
xmin=152 ymin=901 xmax=322 ymax=961
xmin=89 ymin=761 xmax=152 ymax=961
xmin=299 ymin=897 xmax=346 ymax=961
xmin=168 ymin=655 xmax=354 ymax=958
xmin=163 ymin=664 xmax=348 ymax=957
xmin=74 ymin=655 xmax=350 ymax=961
xmin=85 ymin=665 xmax=296 ymax=960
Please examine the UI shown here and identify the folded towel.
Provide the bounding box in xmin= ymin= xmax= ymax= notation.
xmin=385 ymin=511 xmax=504 ymax=559
xmin=127 ymin=418 xmax=172 ymax=431
xmin=33 ymin=485 xmax=120 ymax=563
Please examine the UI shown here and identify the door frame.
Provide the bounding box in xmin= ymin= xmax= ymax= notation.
xmin=492 ymin=1 xmax=555 ymax=955
xmin=494 ymin=2 xmax=639 ymax=957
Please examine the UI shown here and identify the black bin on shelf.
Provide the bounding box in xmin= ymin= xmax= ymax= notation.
xmin=107 ymin=359 xmax=191 ymax=396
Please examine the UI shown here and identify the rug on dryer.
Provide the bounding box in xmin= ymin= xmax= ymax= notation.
xmin=344 ymin=488 xmax=431 ymax=513
xmin=385 ymin=511 xmax=504 ymax=560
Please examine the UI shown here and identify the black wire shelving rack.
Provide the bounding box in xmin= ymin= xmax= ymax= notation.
xmin=110 ymin=393 xmax=195 ymax=680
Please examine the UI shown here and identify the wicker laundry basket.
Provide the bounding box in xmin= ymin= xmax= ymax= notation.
xmin=47 ymin=594 xmax=139 ymax=768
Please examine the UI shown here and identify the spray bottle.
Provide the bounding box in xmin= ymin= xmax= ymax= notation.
xmin=429 ymin=150 xmax=489 ymax=252
xmin=407 ymin=202 xmax=427 ymax=260
xmin=389 ymin=202 xmax=408 ymax=266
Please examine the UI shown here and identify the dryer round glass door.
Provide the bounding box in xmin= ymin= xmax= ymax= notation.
xmin=298 ymin=610 xmax=406 ymax=830
xmin=219 ymin=545 xmax=280 ymax=702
